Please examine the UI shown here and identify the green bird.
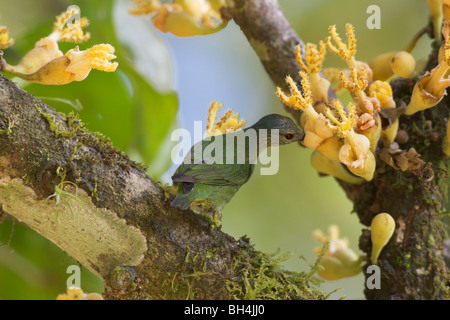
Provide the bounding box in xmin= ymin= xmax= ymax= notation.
xmin=171 ymin=113 xmax=304 ymax=227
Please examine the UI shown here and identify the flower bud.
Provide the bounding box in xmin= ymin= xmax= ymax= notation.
xmin=370 ymin=213 xmax=395 ymax=265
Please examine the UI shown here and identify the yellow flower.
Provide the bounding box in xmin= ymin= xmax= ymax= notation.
xmin=57 ymin=286 xmax=103 ymax=300
xmin=205 ymin=100 xmax=246 ymax=137
xmin=277 ymin=72 xmax=342 ymax=161
xmin=326 ymin=24 xmax=357 ymax=68
xmin=310 ymin=150 xmax=364 ymax=184
xmin=56 ymin=287 xmax=85 ymax=300
xmin=9 ymin=37 xmax=63 ymax=75
xmin=325 ymin=100 xmax=357 ymax=139
xmin=355 ymin=113 xmax=382 ymax=153
xmin=369 ymin=81 xmax=395 ymax=109
xmin=313 ymin=225 xmax=363 ymax=281
xmin=1 ymin=6 xmax=89 ymax=75
xmin=295 ymin=42 xmax=330 ymax=102
xmin=1 ymin=7 xmax=117 ymax=85
xmin=405 ymin=37 xmax=450 ymax=115
xmin=325 ymin=101 xmax=376 ymax=181
xmin=427 ymin=0 xmax=443 ymax=40
xmin=369 ymin=81 xmax=399 ymax=146
xmin=443 ymin=1 xmax=450 ymax=38
xmin=6 ymin=44 xmax=117 ymax=85
xmin=0 ymin=26 xmax=14 ymax=49
xmin=340 ymin=66 xmax=376 ymax=116
xmin=130 ymin=0 xmax=228 ymax=37
xmin=325 ymin=24 xmax=382 ymax=153
xmin=129 ymin=0 xmax=161 ymax=15
xmin=50 ymin=7 xmax=90 ymax=43
xmin=326 ymin=24 xmax=378 ymax=124
xmin=443 ymin=0 xmax=450 ymax=20
xmin=83 ymin=44 xmax=118 ymax=72
xmin=327 ymin=25 xmax=376 ymax=108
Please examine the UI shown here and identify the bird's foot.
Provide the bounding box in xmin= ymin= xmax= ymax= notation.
xmin=210 ymin=212 xmax=222 ymax=230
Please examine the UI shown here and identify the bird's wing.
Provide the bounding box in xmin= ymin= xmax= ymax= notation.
xmin=172 ymin=162 xmax=254 ymax=186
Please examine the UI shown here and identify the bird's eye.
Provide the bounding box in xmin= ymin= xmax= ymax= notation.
xmin=284 ymin=133 xmax=294 ymax=140
xmin=183 ymin=182 xmax=195 ymax=193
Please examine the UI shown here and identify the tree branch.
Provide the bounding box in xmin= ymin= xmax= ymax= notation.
xmin=0 ymin=74 xmax=325 ymax=300
xmin=226 ymin=0 xmax=303 ymax=90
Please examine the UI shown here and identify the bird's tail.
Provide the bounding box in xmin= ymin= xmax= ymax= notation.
xmin=171 ymin=193 xmax=193 ymax=211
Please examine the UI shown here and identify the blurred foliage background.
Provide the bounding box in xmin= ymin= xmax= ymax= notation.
xmin=0 ymin=0 xmax=434 ymax=299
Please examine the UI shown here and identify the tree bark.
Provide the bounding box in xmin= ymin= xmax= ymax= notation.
xmin=228 ymin=0 xmax=449 ymax=299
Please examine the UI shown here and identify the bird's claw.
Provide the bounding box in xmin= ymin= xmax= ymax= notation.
xmin=210 ymin=212 xmax=222 ymax=230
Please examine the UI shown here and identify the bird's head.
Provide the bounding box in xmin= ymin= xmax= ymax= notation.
xmin=250 ymin=113 xmax=304 ymax=146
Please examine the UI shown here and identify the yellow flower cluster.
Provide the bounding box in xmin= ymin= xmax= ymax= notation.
xmin=406 ymin=35 xmax=450 ymax=115
xmin=51 ymin=7 xmax=90 ymax=42
xmin=56 ymin=286 xmax=103 ymax=300
xmin=277 ymin=16 xmax=450 ymax=182
xmin=0 ymin=7 xmax=117 ymax=85
xmin=205 ymin=100 xmax=246 ymax=137
xmin=311 ymin=213 xmax=395 ymax=281
xmin=280 ymin=3 xmax=450 ymax=180
xmin=129 ymin=0 xmax=228 ymax=37
xmin=312 ymin=225 xmax=363 ymax=281
xmin=400 ymin=0 xmax=450 ymax=117
xmin=277 ymin=24 xmax=395 ymax=183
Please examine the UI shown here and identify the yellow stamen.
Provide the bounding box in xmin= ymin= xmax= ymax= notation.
xmin=296 ymin=41 xmax=326 ymax=75
xmin=0 ymin=26 xmax=14 ymax=49
xmin=369 ymin=80 xmax=395 ymax=108
xmin=424 ymin=38 xmax=450 ymax=95
xmin=324 ymin=100 xmax=357 ymax=139
xmin=129 ymin=0 xmax=161 ymax=15
xmin=205 ymin=100 xmax=246 ymax=136
xmin=207 ymin=100 xmax=222 ymax=132
xmin=340 ymin=67 xmax=368 ymax=95
xmin=85 ymin=44 xmax=118 ymax=72
xmin=53 ymin=7 xmax=90 ymax=43
xmin=276 ymin=71 xmax=318 ymax=121
xmin=326 ymin=24 xmax=357 ymax=67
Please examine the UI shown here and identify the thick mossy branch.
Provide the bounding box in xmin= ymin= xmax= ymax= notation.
xmin=0 ymin=74 xmax=325 ymax=300
xmin=227 ymin=246 xmax=329 ymax=300
xmin=228 ymin=0 xmax=449 ymax=299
